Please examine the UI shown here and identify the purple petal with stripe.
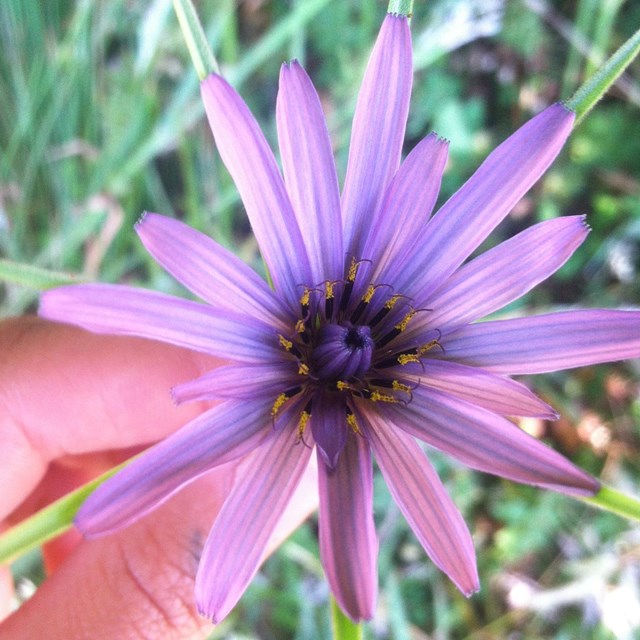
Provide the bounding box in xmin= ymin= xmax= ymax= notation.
xmin=383 ymin=386 xmax=599 ymax=495
xmin=342 ymin=13 xmax=413 ymax=256
xmin=423 ymin=215 xmax=589 ymax=331
xmin=393 ymin=104 xmax=575 ymax=299
xmin=39 ymin=284 xmax=280 ymax=362
xmin=196 ymin=418 xmax=313 ymax=623
xmin=363 ymin=133 xmax=449 ymax=276
xmin=277 ymin=61 xmax=343 ymax=283
xmin=136 ymin=213 xmax=287 ymax=328
xmin=414 ymin=360 xmax=558 ymax=418
xmin=172 ymin=362 xmax=294 ymax=405
xmin=318 ymin=433 xmax=378 ymax=621
xmin=444 ymin=309 xmax=640 ymax=374
xmin=365 ymin=411 xmax=479 ymax=596
xmin=76 ymin=399 xmax=272 ymax=535
xmin=201 ymin=74 xmax=311 ymax=307
xmin=311 ymin=392 xmax=348 ymax=470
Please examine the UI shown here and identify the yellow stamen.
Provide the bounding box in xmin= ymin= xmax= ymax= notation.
xmin=391 ymin=380 xmax=412 ymax=394
xmin=298 ymin=363 xmax=310 ymax=376
xmin=362 ymin=284 xmax=376 ymax=303
xmin=384 ymin=294 xmax=401 ymax=310
xmin=369 ymin=391 xmax=400 ymax=403
xmin=346 ymin=410 xmax=361 ymax=435
xmin=296 ymin=410 xmax=311 ymax=442
xmin=347 ymin=257 xmax=358 ymax=282
xmin=278 ymin=334 xmax=293 ymax=352
xmin=394 ymin=309 xmax=417 ymax=332
xmin=271 ymin=393 xmax=288 ymax=417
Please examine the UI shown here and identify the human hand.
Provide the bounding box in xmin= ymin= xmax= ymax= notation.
xmin=0 ymin=316 xmax=317 ymax=639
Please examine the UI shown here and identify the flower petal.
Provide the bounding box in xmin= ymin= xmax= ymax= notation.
xmin=384 ymin=386 xmax=599 ymax=495
xmin=172 ymin=362 xmax=294 ymax=404
xmin=39 ymin=284 xmax=280 ymax=362
xmin=311 ymin=392 xmax=348 ymax=470
xmin=342 ymin=13 xmax=413 ymax=256
xmin=414 ymin=360 xmax=558 ymax=419
xmin=423 ymin=215 xmax=589 ymax=330
xmin=76 ymin=399 xmax=272 ymax=535
xmin=443 ymin=309 xmax=640 ymax=374
xmin=365 ymin=412 xmax=478 ymax=596
xmin=318 ymin=433 xmax=378 ymax=621
xmin=395 ymin=103 xmax=575 ymax=299
xmin=201 ymin=74 xmax=311 ymax=306
xmin=363 ymin=133 xmax=449 ymax=275
xmin=276 ymin=61 xmax=343 ymax=283
xmin=135 ymin=213 xmax=287 ymax=327
xmin=195 ymin=417 xmax=313 ymax=623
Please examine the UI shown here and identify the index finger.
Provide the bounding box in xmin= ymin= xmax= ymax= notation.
xmin=0 ymin=316 xmax=218 ymax=519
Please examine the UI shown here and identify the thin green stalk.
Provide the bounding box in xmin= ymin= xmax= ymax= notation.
xmin=172 ymin=0 xmax=219 ymax=79
xmin=387 ymin=0 xmax=413 ymax=17
xmin=566 ymin=26 xmax=640 ymax=125
xmin=0 ymin=458 xmax=133 ymax=565
xmin=331 ymin=596 xmax=363 ymax=640
xmin=0 ymin=259 xmax=84 ymax=290
xmin=580 ymin=485 xmax=640 ymax=522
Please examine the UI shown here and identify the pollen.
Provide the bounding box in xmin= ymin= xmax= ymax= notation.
xmin=271 ymin=393 xmax=288 ymax=417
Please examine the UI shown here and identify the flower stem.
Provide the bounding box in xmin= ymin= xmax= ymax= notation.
xmin=172 ymin=0 xmax=219 ymax=80
xmin=580 ymin=484 xmax=640 ymax=522
xmin=566 ymin=26 xmax=640 ymax=126
xmin=0 ymin=459 xmax=132 ymax=565
xmin=387 ymin=0 xmax=413 ymax=17
xmin=331 ymin=596 xmax=363 ymax=640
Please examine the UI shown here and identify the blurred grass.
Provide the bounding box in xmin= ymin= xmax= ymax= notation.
xmin=1 ymin=0 xmax=640 ymax=638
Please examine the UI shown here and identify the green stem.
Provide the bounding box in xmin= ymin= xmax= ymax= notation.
xmin=566 ymin=26 xmax=640 ymax=125
xmin=331 ymin=596 xmax=363 ymax=640
xmin=0 ymin=458 xmax=133 ymax=565
xmin=0 ymin=259 xmax=84 ymax=290
xmin=387 ymin=0 xmax=413 ymax=17
xmin=580 ymin=484 xmax=640 ymax=522
xmin=172 ymin=0 xmax=219 ymax=80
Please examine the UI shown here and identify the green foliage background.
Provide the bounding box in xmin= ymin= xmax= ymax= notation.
xmin=1 ymin=0 xmax=639 ymax=638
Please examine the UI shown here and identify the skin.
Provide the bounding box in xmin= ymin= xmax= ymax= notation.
xmin=0 ymin=316 xmax=318 ymax=639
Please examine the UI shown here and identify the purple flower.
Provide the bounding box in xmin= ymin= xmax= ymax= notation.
xmin=40 ymin=13 xmax=640 ymax=623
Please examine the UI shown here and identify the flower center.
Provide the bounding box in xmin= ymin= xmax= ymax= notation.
xmin=271 ymin=258 xmax=442 ymax=463
xmin=313 ymin=323 xmax=374 ymax=381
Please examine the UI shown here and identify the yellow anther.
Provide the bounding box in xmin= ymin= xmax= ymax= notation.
xmin=362 ymin=284 xmax=376 ymax=303
xmin=300 ymin=288 xmax=311 ymax=307
xmin=397 ymin=352 xmax=420 ymax=366
xmin=384 ymin=294 xmax=401 ymax=310
xmin=278 ymin=334 xmax=293 ymax=351
xmin=296 ymin=410 xmax=311 ymax=442
xmin=295 ymin=319 xmax=306 ymax=334
xmin=298 ymin=363 xmax=310 ymax=376
xmin=346 ymin=410 xmax=361 ymax=435
xmin=271 ymin=393 xmax=288 ymax=417
xmin=394 ymin=309 xmax=417 ymax=332
xmin=391 ymin=380 xmax=412 ymax=394
xmin=347 ymin=257 xmax=358 ymax=282
xmin=369 ymin=391 xmax=399 ymax=403
xmin=325 ymin=280 xmax=335 ymax=299
xmin=336 ymin=380 xmax=351 ymax=392
xmin=417 ymin=339 xmax=441 ymax=356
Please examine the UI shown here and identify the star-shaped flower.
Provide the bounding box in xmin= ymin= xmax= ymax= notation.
xmin=41 ymin=13 xmax=640 ymax=623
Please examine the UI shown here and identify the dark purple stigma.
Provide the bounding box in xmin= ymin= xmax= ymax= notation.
xmin=312 ymin=323 xmax=374 ymax=382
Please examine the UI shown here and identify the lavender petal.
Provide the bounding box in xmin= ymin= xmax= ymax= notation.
xmin=277 ymin=61 xmax=343 ymax=283
xmin=366 ymin=411 xmax=479 ymax=596
xmin=76 ymin=399 xmax=272 ymax=535
xmin=318 ymin=433 xmax=378 ymax=621
xmin=195 ymin=419 xmax=313 ymax=623
xmin=342 ymin=14 xmax=412 ymax=257
xmin=40 ymin=284 xmax=281 ymax=362
xmin=444 ymin=309 xmax=640 ymax=374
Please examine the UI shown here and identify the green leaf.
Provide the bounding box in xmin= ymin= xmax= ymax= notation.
xmin=0 ymin=458 xmax=133 ymax=565
xmin=566 ymin=26 xmax=640 ymax=125
xmin=0 ymin=259 xmax=84 ymax=290
xmin=172 ymin=0 xmax=219 ymax=80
